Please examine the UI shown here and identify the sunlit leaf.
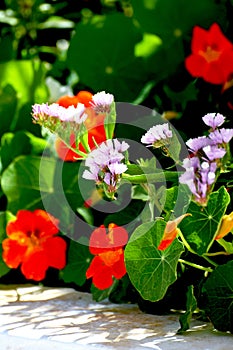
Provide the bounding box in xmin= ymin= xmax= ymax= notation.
xmin=179 ymin=187 xmax=230 ymax=255
xmin=125 ymin=219 xmax=184 ymax=301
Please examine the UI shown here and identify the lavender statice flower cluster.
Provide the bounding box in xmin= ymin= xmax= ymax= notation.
xmin=179 ymin=113 xmax=233 ymax=205
xmin=82 ymin=139 xmax=129 ymax=198
xmin=141 ymin=123 xmax=173 ymax=148
xmin=32 ymin=103 xmax=87 ymax=125
xmin=89 ymin=91 xmax=114 ymax=114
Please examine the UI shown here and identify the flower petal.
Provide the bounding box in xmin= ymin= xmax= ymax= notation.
xmin=86 ymin=256 xmax=113 ymax=290
xmin=21 ymin=250 xmax=49 ymax=281
xmin=43 ymin=236 xmax=67 ymax=269
xmin=2 ymin=239 xmax=27 ymax=268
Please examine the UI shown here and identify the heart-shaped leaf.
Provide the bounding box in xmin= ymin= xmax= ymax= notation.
xmin=125 ymin=219 xmax=184 ymax=301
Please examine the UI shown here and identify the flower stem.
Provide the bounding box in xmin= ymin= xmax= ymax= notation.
xmin=178 ymin=259 xmax=213 ymax=272
xmin=122 ymin=171 xmax=179 ymax=184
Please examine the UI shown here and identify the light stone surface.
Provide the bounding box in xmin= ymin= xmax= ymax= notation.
xmin=0 ymin=285 xmax=232 ymax=350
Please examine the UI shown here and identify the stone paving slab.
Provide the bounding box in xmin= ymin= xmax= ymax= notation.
xmin=0 ymin=285 xmax=232 ymax=350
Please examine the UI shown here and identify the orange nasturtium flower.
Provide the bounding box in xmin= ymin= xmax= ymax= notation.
xmin=86 ymin=224 xmax=128 ymax=290
xmin=185 ymin=23 xmax=233 ymax=84
xmin=158 ymin=214 xmax=191 ymax=251
xmin=2 ymin=210 xmax=66 ymax=281
xmin=215 ymin=212 xmax=233 ymax=240
xmin=55 ymin=90 xmax=107 ymax=161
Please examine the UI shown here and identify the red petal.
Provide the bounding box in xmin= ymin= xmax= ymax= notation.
xmin=89 ymin=226 xmax=109 ymax=254
xmin=191 ymin=26 xmax=209 ymax=53
xmin=43 ymin=237 xmax=67 ymax=269
xmin=157 ymin=239 xmax=174 ymax=251
xmin=86 ymin=256 xmax=102 ymax=278
xmin=57 ymin=95 xmax=79 ymax=108
xmin=7 ymin=210 xmax=35 ymax=236
xmin=86 ymin=256 xmax=113 ymax=289
xmin=203 ymin=61 xmax=225 ymax=84
xmin=2 ymin=239 xmax=27 ymax=268
xmin=92 ymin=265 xmax=113 ymax=290
xmin=76 ymin=91 xmax=93 ymax=107
xmin=185 ymin=54 xmax=206 ymax=77
xmin=209 ymin=23 xmax=233 ymax=51
xmin=111 ymin=253 xmax=127 ymax=279
xmin=33 ymin=210 xmax=59 ymax=238
xmin=55 ymin=138 xmax=79 ymax=162
xmin=108 ymin=224 xmax=128 ymax=248
xmin=21 ymin=251 xmax=49 ymax=281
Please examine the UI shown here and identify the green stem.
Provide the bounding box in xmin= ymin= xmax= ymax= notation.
xmin=122 ymin=171 xmax=179 ymax=184
xmin=202 ymin=255 xmax=218 ymax=268
xmin=178 ymin=259 xmax=213 ymax=273
xmin=177 ymin=230 xmax=197 ymax=255
xmin=204 ymin=251 xmax=229 ymax=256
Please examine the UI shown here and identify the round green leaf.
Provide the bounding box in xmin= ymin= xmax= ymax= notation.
xmin=67 ymin=13 xmax=146 ymax=101
xmin=125 ymin=219 xmax=184 ymax=301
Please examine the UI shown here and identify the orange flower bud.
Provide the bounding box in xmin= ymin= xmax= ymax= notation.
xmin=158 ymin=213 xmax=191 ymax=250
xmin=215 ymin=212 xmax=233 ymax=240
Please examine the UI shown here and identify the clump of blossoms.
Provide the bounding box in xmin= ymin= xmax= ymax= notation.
xmin=89 ymin=91 xmax=114 ymax=114
xmin=179 ymin=113 xmax=233 ymax=205
xmin=141 ymin=123 xmax=173 ymax=158
xmin=141 ymin=123 xmax=172 ymax=148
xmin=32 ymin=102 xmax=87 ymax=153
xmin=82 ymin=139 xmax=129 ymax=199
xmin=32 ymin=90 xmax=115 ymax=160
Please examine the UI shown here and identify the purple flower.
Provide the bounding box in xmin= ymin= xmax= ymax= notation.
xmin=89 ymin=91 xmax=114 ymax=114
xmin=203 ymin=145 xmax=226 ymax=161
xmin=179 ymin=156 xmax=218 ymax=205
xmin=82 ymin=139 xmax=129 ymax=196
xmin=141 ymin=123 xmax=172 ymax=147
xmin=186 ymin=136 xmax=212 ymax=153
xmin=202 ymin=113 xmax=225 ymax=129
xmin=209 ymin=128 xmax=233 ymax=144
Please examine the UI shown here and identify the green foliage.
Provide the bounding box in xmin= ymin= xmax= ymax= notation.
xmin=178 ymin=285 xmax=197 ymax=333
xmin=0 ymin=211 xmax=15 ymax=278
xmin=67 ymin=13 xmax=146 ymax=101
xmin=1 ymin=156 xmax=84 ymax=235
xmin=0 ymin=131 xmax=47 ymax=171
xmin=180 ymin=187 xmax=230 ymax=255
xmin=125 ymin=219 xmax=184 ymax=301
xmin=60 ymin=237 xmax=92 ymax=287
xmin=202 ymin=261 xmax=233 ymax=333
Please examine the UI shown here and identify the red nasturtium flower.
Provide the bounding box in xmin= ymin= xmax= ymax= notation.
xmin=86 ymin=224 xmax=128 ymax=290
xmin=158 ymin=214 xmax=190 ymax=251
xmin=2 ymin=210 xmax=66 ymax=281
xmin=185 ymin=23 xmax=233 ymax=84
xmin=55 ymin=90 xmax=107 ymax=161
